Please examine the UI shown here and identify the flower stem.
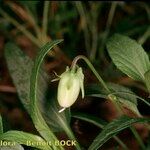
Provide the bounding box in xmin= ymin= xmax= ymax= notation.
xmin=71 ymin=55 xmax=110 ymax=93
xmin=108 ymin=91 xmax=150 ymax=108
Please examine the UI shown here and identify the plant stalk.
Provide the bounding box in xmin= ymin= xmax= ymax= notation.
xmin=71 ymin=55 xmax=110 ymax=93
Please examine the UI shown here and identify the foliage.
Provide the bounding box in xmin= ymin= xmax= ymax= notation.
xmin=0 ymin=1 xmax=150 ymax=150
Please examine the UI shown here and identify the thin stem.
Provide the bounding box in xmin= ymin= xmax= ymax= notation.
xmin=138 ymin=27 xmax=150 ymax=45
xmin=108 ymin=91 xmax=150 ymax=130
xmin=108 ymin=95 xmax=123 ymax=116
xmin=71 ymin=55 xmax=122 ymax=114
xmin=108 ymin=91 xmax=147 ymax=150
xmin=90 ymin=3 xmax=99 ymax=61
xmin=0 ymin=7 xmax=72 ymax=65
xmin=0 ymin=9 xmax=41 ymax=47
xmin=25 ymin=7 xmax=42 ymax=41
xmin=42 ymin=1 xmax=50 ymax=43
xmin=140 ymin=3 xmax=150 ymax=21
xmin=113 ymin=137 xmax=129 ymax=150
xmin=71 ymin=55 xmax=110 ymax=93
xmin=75 ymin=2 xmax=91 ymax=56
xmin=73 ymin=113 xmax=129 ymax=150
xmin=63 ymin=126 xmax=81 ymax=150
xmin=108 ymin=91 xmax=150 ymax=107
xmin=7 ymin=1 xmax=42 ymax=41
xmin=130 ymin=126 xmax=146 ymax=150
xmin=106 ymin=2 xmax=117 ymax=32
xmin=99 ymin=2 xmax=117 ymax=58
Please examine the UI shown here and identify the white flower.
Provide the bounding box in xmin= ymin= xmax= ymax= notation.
xmin=57 ymin=67 xmax=84 ymax=112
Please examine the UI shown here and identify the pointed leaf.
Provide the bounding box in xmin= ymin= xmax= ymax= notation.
xmin=29 ymin=40 xmax=77 ymax=149
xmin=86 ymin=83 xmax=141 ymax=115
xmin=107 ymin=83 xmax=141 ymax=116
xmin=4 ymin=42 xmax=70 ymax=133
xmin=0 ymin=130 xmax=50 ymax=150
xmin=107 ymin=34 xmax=150 ymax=81
xmin=72 ymin=112 xmax=129 ymax=150
xmin=88 ymin=116 xmax=150 ymax=150
xmin=0 ymin=143 xmax=24 ymax=150
xmin=4 ymin=42 xmax=43 ymax=112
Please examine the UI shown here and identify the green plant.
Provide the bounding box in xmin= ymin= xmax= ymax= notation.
xmin=0 ymin=33 xmax=149 ymax=150
xmin=0 ymin=1 xmax=149 ymax=63
xmin=0 ymin=1 xmax=150 ymax=150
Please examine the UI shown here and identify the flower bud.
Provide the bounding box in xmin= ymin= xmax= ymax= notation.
xmin=57 ymin=67 xmax=84 ymax=111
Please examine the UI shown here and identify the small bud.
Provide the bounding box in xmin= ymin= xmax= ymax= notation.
xmin=57 ymin=67 xmax=84 ymax=112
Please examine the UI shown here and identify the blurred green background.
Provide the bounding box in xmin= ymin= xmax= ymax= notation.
xmin=0 ymin=1 xmax=150 ymax=150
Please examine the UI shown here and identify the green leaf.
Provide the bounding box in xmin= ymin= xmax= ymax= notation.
xmin=144 ymin=70 xmax=150 ymax=93
xmin=0 ymin=130 xmax=50 ymax=150
xmin=30 ymin=40 xmax=63 ymax=112
xmin=4 ymin=42 xmax=71 ymax=133
xmin=72 ymin=112 xmax=129 ymax=150
xmin=29 ymin=40 xmax=65 ymax=150
xmin=88 ymin=116 xmax=150 ymax=150
xmin=0 ymin=114 xmax=3 ymax=134
xmin=86 ymin=83 xmax=141 ymax=116
xmin=4 ymin=42 xmax=48 ymax=112
xmin=43 ymin=98 xmax=80 ymax=150
xmin=4 ymin=41 xmax=76 ymax=149
xmin=0 ymin=143 xmax=24 ymax=150
xmin=44 ymin=97 xmax=71 ymax=132
xmin=107 ymin=83 xmax=141 ymax=116
xmin=72 ymin=112 xmax=107 ymax=128
xmin=106 ymin=34 xmax=150 ymax=82
xmin=5 ymin=42 xmax=34 ymax=112
xmin=30 ymin=40 xmax=81 ymax=150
